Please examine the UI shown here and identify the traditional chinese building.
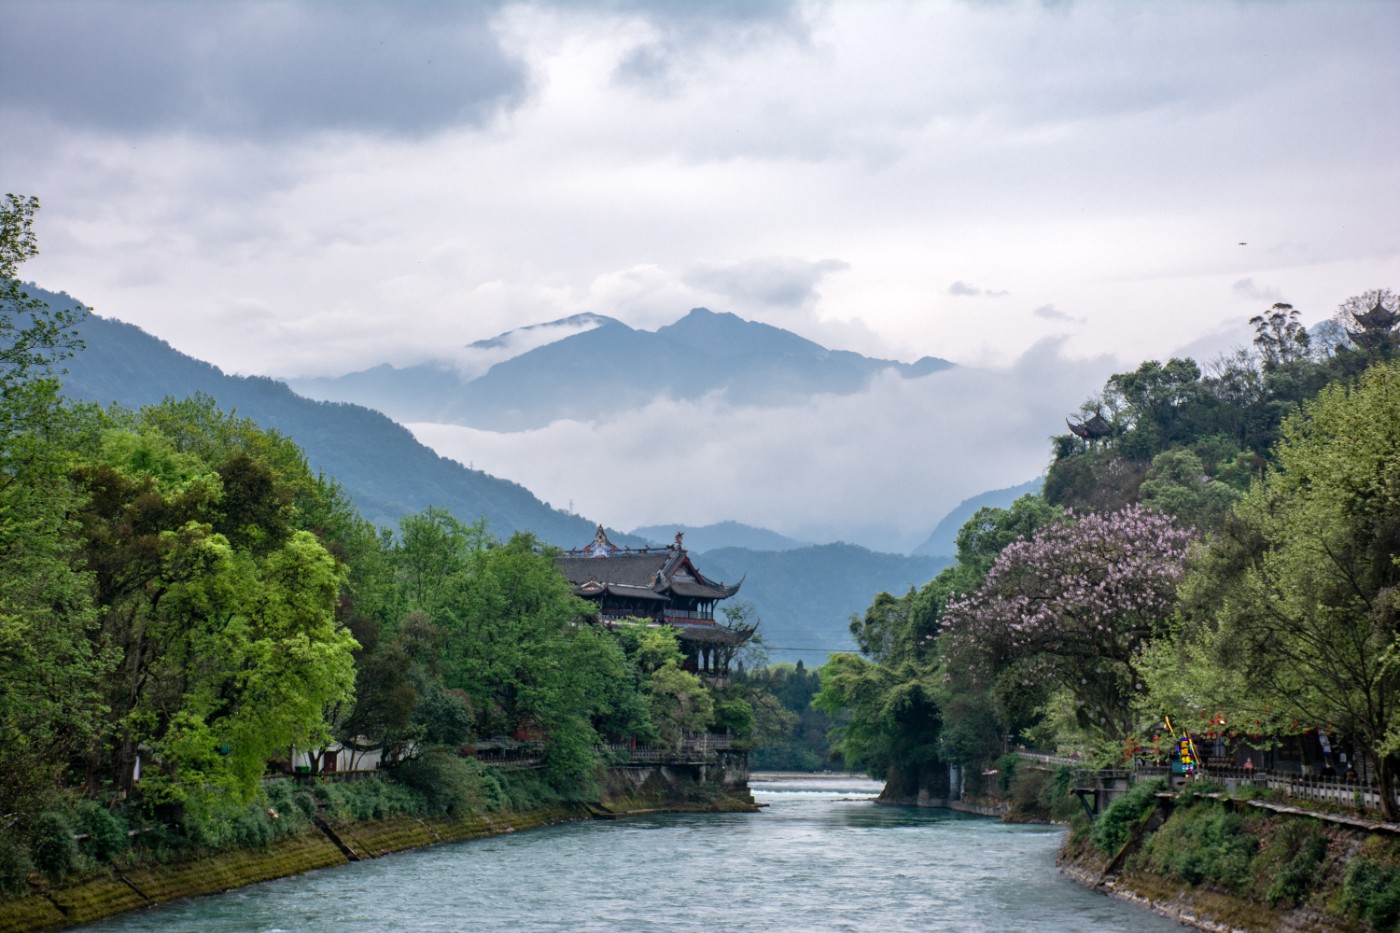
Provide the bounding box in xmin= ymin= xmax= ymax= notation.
xmin=555 ymin=527 xmax=755 ymax=676
xmin=1346 ymin=297 xmax=1400 ymax=357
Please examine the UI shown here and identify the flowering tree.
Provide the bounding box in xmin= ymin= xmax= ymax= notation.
xmin=941 ymin=504 xmax=1196 ymax=744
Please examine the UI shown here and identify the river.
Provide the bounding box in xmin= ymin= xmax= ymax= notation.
xmin=74 ymin=775 xmax=1181 ymax=932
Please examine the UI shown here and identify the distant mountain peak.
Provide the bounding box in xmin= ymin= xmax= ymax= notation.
xmin=469 ymin=312 xmax=620 ymax=350
xmin=288 ymin=305 xmax=954 ymax=431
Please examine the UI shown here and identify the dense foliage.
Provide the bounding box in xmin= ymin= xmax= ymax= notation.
xmin=0 ymin=196 xmax=782 ymax=892
xmin=818 ymin=285 xmax=1400 ymax=810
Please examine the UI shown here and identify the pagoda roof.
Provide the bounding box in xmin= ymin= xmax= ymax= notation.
xmin=556 ymin=526 xmax=742 ymax=602
xmin=1354 ymin=299 xmax=1400 ymax=332
xmin=1067 ymin=412 xmax=1113 ymax=440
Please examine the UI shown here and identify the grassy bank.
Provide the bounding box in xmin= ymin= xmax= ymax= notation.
xmin=1058 ymin=784 xmax=1400 ymax=932
xmin=0 ymin=764 xmax=756 ymax=933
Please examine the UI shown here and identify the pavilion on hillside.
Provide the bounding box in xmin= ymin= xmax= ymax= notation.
xmin=1347 ymin=298 xmax=1400 ymax=355
xmin=555 ymin=526 xmax=755 ymax=676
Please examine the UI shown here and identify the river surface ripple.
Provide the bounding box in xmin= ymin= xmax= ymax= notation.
xmin=75 ymin=775 xmax=1183 ymax=932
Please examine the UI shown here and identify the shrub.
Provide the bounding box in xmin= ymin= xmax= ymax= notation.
xmin=995 ymin=753 xmax=1019 ymax=796
xmin=1092 ymin=778 xmax=1165 ymax=856
xmin=75 ymin=800 xmax=130 ymax=864
xmin=495 ymin=770 xmax=558 ymax=812
xmin=30 ymin=811 xmax=78 ymax=879
xmin=1145 ymin=802 xmax=1257 ymax=890
xmin=1342 ymin=857 xmax=1400 ymax=930
xmin=1264 ymin=820 xmax=1328 ymax=908
xmin=390 ymin=747 xmax=499 ymax=816
xmin=713 ymin=699 xmax=755 ymax=740
xmin=0 ymin=828 xmax=34 ymax=895
xmin=1045 ymin=765 xmax=1081 ymax=823
xmin=263 ymin=779 xmax=317 ymax=832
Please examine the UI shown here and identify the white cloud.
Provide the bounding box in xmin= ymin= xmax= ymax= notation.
xmin=1232 ymin=277 xmax=1284 ymax=305
xmin=3 ymin=0 xmax=1398 ymax=537
xmin=408 ymin=338 xmax=1117 ymax=552
xmin=1032 ymin=304 xmax=1084 ymax=324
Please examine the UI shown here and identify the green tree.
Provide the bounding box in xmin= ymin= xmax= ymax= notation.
xmin=1 ymin=194 xmax=86 ymax=423
xmin=71 ymin=415 xmax=359 ymax=809
xmin=1139 ymin=448 xmax=1241 ymax=531
xmin=0 ymin=196 xmax=109 ymax=870
xmin=1169 ymin=361 xmax=1400 ymax=816
xmin=648 ymin=662 xmax=715 ymax=749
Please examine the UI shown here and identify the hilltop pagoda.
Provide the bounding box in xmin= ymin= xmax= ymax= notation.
xmin=1067 ymin=412 xmax=1113 ymax=443
xmin=556 ymin=527 xmax=754 ymax=675
xmin=1346 ymin=298 xmax=1400 ymax=356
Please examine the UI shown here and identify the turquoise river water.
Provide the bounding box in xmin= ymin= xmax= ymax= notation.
xmin=74 ymin=775 xmax=1183 ymax=932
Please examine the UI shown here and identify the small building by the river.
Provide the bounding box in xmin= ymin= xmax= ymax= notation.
xmin=555 ymin=527 xmax=755 ymax=676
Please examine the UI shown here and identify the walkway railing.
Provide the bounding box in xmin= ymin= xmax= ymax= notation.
xmin=608 ymin=733 xmax=736 ymax=765
xmin=1016 ymin=751 xmax=1390 ymax=816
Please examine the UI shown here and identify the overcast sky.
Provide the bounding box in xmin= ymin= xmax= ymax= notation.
xmin=3 ymin=1 xmax=1397 ymax=550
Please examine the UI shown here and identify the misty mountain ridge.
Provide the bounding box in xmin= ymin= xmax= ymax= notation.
xmin=468 ymin=311 xmax=616 ymax=350
xmin=695 ymin=543 xmax=952 ymax=662
xmin=40 ymin=287 xmax=633 ymax=549
xmin=287 ymin=307 xmax=954 ymax=431
xmin=912 ymin=476 xmax=1045 ymax=558
xmin=38 ymin=286 xmax=996 ymax=660
xmin=629 ymin=520 xmax=811 ymax=554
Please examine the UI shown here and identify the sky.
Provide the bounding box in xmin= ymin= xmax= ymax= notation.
xmin=3 ymin=1 xmax=1398 ymax=551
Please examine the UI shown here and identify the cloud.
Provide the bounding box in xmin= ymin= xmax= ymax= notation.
xmin=683 ymin=257 xmax=849 ymax=309
xmin=608 ymin=0 xmax=811 ymax=91
xmin=1032 ymin=304 xmax=1085 ymax=323
xmin=0 ymin=2 xmax=529 ymax=138
xmin=408 ymin=338 xmax=1117 ymax=553
xmin=1232 ymin=278 xmax=1284 ymax=304
xmin=451 ymin=313 xmax=614 ymax=380
xmin=6 ymin=0 xmax=1399 ymax=385
xmin=948 ymin=281 xmax=1008 ymax=298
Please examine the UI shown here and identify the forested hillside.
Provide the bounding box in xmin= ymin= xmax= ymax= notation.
xmin=818 ymin=293 xmax=1400 ymax=814
xmin=697 ymin=544 xmax=950 ymax=662
xmin=45 ymin=290 xmax=622 ymax=547
xmin=48 ymin=289 xmax=953 ymax=658
xmin=0 ymin=199 xmax=788 ymax=894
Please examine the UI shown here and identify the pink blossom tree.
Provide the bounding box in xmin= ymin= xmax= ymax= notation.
xmin=941 ymin=504 xmax=1196 ymax=743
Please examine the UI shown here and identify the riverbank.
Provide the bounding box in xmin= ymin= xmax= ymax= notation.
xmin=1057 ymin=789 xmax=1400 ymax=932
xmin=0 ymin=764 xmax=757 ymax=933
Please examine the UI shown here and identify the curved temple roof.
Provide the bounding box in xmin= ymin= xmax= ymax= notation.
xmin=555 ymin=527 xmax=742 ymax=602
xmin=554 ymin=526 xmax=750 ymax=646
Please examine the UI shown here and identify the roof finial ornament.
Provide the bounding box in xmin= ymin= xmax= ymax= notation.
xmin=674 ymin=531 xmax=684 ymax=550
xmin=586 ymin=525 xmax=616 ymax=557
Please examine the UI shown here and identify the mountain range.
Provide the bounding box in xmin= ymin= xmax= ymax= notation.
xmin=629 ymin=521 xmax=810 ymax=554
xmin=44 ymin=287 xmax=1032 ymax=661
xmin=288 ymin=308 xmax=954 ymax=430
xmin=48 ymin=288 xmax=623 ymax=547
xmin=911 ymin=477 xmax=1045 ymax=558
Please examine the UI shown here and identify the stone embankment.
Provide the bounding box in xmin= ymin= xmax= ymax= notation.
xmin=0 ymin=761 xmax=757 ymax=933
